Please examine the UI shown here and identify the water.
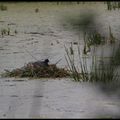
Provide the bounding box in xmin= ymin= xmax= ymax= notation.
xmin=0 ymin=2 xmax=120 ymax=73
xmin=0 ymin=2 xmax=120 ymax=118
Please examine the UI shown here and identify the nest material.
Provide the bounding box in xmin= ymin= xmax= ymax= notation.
xmin=2 ymin=64 xmax=70 ymax=78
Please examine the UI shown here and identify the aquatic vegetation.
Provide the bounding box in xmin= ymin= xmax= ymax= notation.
xmin=1 ymin=61 xmax=70 ymax=78
xmin=14 ymin=29 xmax=18 ymax=34
xmin=0 ymin=27 xmax=18 ymax=37
xmin=65 ymin=43 xmax=120 ymax=83
xmin=35 ymin=8 xmax=39 ymax=13
xmin=82 ymin=26 xmax=116 ymax=55
xmin=110 ymin=43 xmax=120 ymax=66
xmin=107 ymin=2 xmax=112 ymax=10
xmin=1 ymin=28 xmax=10 ymax=37
xmin=89 ymin=56 xmax=119 ymax=84
xmin=82 ymin=32 xmax=105 ymax=55
xmin=65 ymin=45 xmax=81 ymax=81
xmin=106 ymin=2 xmax=120 ymax=10
xmin=108 ymin=26 xmax=116 ymax=44
xmin=87 ymin=32 xmax=106 ymax=46
xmin=83 ymin=32 xmax=90 ymax=55
xmin=0 ymin=4 xmax=7 ymax=11
xmin=65 ymin=44 xmax=88 ymax=82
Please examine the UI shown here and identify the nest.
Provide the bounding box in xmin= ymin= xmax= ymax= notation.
xmin=2 ymin=63 xmax=70 ymax=78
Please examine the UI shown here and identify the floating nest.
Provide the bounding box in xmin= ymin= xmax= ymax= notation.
xmin=2 ymin=63 xmax=70 ymax=78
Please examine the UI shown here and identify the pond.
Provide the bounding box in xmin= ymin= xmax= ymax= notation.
xmin=0 ymin=2 xmax=120 ymax=73
xmin=0 ymin=2 xmax=120 ymax=118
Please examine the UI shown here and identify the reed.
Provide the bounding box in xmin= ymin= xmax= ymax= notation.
xmin=109 ymin=26 xmax=116 ymax=44
xmin=65 ymin=44 xmax=81 ymax=81
xmin=65 ymin=42 xmax=120 ymax=84
xmin=87 ymin=32 xmax=105 ymax=46
xmin=0 ymin=27 xmax=18 ymax=37
xmin=65 ymin=42 xmax=89 ymax=82
xmin=106 ymin=2 xmax=120 ymax=10
xmin=82 ymin=32 xmax=105 ymax=55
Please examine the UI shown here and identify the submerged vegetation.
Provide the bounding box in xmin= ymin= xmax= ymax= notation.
xmin=0 ymin=4 xmax=7 ymax=11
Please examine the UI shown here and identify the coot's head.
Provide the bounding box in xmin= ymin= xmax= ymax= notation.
xmin=44 ymin=59 xmax=49 ymax=63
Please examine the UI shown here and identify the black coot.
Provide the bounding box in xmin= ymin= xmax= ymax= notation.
xmin=33 ymin=59 xmax=49 ymax=67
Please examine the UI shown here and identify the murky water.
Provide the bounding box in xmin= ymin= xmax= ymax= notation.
xmin=0 ymin=2 xmax=120 ymax=73
xmin=0 ymin=2 xmax=120 ymax=118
